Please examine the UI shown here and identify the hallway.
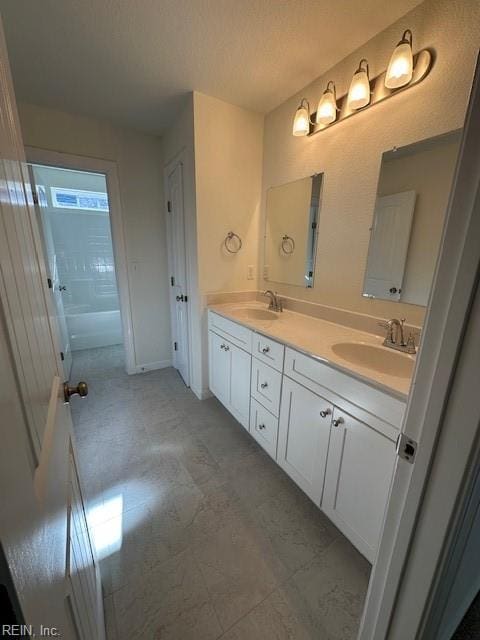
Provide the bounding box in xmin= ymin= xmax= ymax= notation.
xmin=71 ymin=346 xmax=370 ymax=640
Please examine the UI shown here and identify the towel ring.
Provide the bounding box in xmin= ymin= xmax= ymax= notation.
xmin=224 ymin=231 xmax=242 ymax=254
xmin=281 ymin=234 xmax=295 ymax=255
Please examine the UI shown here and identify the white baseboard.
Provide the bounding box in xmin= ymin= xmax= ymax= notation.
xmin=130 ymin=359 xmax=172 ymax=374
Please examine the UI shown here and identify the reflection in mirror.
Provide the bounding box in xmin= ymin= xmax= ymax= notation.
xmin=363 ymin=130 xmax=461 ymax=305
xmin=265 ymin=174 xmax=322 ymax=288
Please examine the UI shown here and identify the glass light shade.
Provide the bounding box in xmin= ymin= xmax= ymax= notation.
xmin=385 ymin=41 xmax=413 ymax=88
xmin=347 ymin=69 xmax=370 ymax=110
xmin=292 ymin=104 xmax=310 ymax=136
xmin=316 ymin=91 xmax=337 ymax=125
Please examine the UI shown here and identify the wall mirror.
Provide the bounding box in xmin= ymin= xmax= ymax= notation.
xmin=363 ymin=130 xmax=461 ymax=306
xmin=264 ymin=173 xmax=322 ymax=288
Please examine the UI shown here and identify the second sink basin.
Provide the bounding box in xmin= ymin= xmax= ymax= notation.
xmin=331 ymin=342 xmax=414 ymax=378
xmin=232 ymin=307 xmax=279 ymax=321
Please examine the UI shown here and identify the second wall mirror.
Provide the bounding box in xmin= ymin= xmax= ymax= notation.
xmin=363 ymin=130 xmax=461 ymax=306
xmin=264 ymin=173 xmax=323 ymax=288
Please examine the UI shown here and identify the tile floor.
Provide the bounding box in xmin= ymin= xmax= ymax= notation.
xmin=71 ymin=345 xmax=370 ymax=640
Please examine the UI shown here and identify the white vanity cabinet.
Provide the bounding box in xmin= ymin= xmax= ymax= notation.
xmin=208 ymin=309 xmax=405 ymax=562
xmin=277 ymin=377 xmax=333 ymax=504
xmin=322 ymin=408 xmax=397 ymax=562
xmin=208 ymin=314 xmax=252 ymax=430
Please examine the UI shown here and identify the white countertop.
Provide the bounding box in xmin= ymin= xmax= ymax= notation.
xmin=208 ymin=302 xmax=415 ymax=399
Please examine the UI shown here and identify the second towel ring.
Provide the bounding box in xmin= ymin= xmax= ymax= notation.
xmin=281 ymin=234 xmax=295 ymax=255
xmin=224 ymin=231 xmax=242 ymax=254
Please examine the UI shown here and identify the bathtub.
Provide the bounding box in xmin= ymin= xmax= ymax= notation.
xmin=67 ymin=309 xmax=123 ymax=351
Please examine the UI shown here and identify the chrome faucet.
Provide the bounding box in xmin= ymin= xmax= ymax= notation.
xmin=378 ymin=318 xmax=417 ymax=354
xmin=264 ymin=290 xmax=283 ymax=312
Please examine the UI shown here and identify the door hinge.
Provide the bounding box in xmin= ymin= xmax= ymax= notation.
xmin=60 ymin=351 xmax=65 ymax=361
xmin=311 ymin=221 xmax=317 ymax=229
xmin=167 ymin=200 xmax=172 ymax=212
xmin=396 ymin=433 xmax=417 ymax=463
xmin=47 ymin=277 xmax=53 ymax=289
xmin=170 ymin=276 xmax=175 ymax=286
xmin=174 ymin=341 xmax=178 ymax=351
xmin=32 ymin=190 xmax=39 ymax=205
xmin=184 ymin=295 xmax=188 ymax=302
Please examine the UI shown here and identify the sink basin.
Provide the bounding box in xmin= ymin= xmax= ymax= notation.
xmin=232 ymin=307 xmax=279 ymax=321
xmin=331 ymin=342 xmax=414 ymax=378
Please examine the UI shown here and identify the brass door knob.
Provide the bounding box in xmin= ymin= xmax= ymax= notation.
xmin=64 ymin=381 xmax=88 ymax=403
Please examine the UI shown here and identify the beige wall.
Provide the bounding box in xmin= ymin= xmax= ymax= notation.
xmin=378 ymin=134 xmax=460 ymax=305
xmin=261 ymin=0 xmax=480 ymax=327
xmin=18 ymin=102 xmax=171 ymax=370
xmin=193 ymin=92 xmax=264 ymax=294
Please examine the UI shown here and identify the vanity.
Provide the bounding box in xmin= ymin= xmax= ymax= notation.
xmin=208 ymin=303 xmax=413 ymax=563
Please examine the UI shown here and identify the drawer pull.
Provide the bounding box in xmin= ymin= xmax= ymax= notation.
xmin=262 ymin=346 xmax=270 ymax=354
xmin=320 ymin=408 xmax=332 ymax=418
xmin=260 ymin=382 xmax=268 ymax=389
xmin=258 ymin=423 xmax=266 ymax=430
xmin=333 ymin=417 xmax=344 ymax=427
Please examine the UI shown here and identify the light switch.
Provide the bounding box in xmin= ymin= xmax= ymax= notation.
xmin=247 ymin=265 xmax=255 ymax=280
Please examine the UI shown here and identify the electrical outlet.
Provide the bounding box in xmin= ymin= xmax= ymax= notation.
xmin=247 ymin=265 xmax=255 ymax=280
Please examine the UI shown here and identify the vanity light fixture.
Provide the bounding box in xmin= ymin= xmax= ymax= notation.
xmin=315 ymin=81 xmax=338 ymax=125
xmin=292 ymin=98 xmax=311 ymax=136
xmin=292 ymin=28 xmax=432 ymax=138
xmin=385 ymin=30 xmax=414 ymax=89
xmin=347 ymin=59 xmax=371 ymax=110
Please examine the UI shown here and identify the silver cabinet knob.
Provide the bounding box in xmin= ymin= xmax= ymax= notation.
xmin=220 ymin=344 xmax=225 ymax=350
xmin=262 ymin=346 xmax=270 ymax=354
xmin=224 ymin=345 xmax=230 ymax=351
xmin=320 ymin=408 xmax=331 ymax=418
xmin=260 ymin=382 xmax=268 ymax=389
xmin=258 ymin=423 xmax=266 ymax=430
xmin=332 ymin=417 xmax=344 ymax=427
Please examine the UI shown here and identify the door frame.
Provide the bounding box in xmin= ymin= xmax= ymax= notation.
xmin=25 ymin=146 xmax=136 ymax=375
xmin=164 ymin=149 xmax=192 ymax=386
xmin=359 ymin=54 xmax=480 ymax=639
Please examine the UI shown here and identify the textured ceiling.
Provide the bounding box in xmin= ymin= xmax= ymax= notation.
xmin=0 ymin=0 xmax=423 ymax=135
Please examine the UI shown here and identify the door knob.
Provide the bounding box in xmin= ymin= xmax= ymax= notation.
xmin=176 ymin=294 xmax=184 ymax=302
xmin=59 ymin=285 xmax=67 ymax=291
xmin=64 ymin=381 xmax=88 ymax=403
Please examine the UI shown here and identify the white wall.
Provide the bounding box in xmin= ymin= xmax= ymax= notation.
xmin=18 ymin=102 xmax=171 ymax=370
xmin=193 ymin=92 xmax=264 ymax=294
xmin=261 ymin=0 xmax=480 ymax=327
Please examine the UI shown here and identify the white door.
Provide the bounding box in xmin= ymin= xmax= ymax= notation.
xmin=322 ymin=409 xmax=396 ymax=563
xmin=364 ymin=191 xmax=416 ymax=300
xmin=277 ymin=377 xmax=332 ymax=504
xmin=27 ymin=164 xmax=73 ymax=378
xmin=166 ymin=161 xmax=190 ymax=385
xmin=0 ymin=18 xmax=104 ymax=638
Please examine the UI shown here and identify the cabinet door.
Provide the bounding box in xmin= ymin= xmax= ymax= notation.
xmin=322 ymin=409 xmax=397 ymax=562
xmin=209 ymin=331 xmax=230 ymax=406
xmin=277 ymin=377 xmax=333 ymax=504
xmin=250 ymin=398 xmax=278 ymax=459
xmin=229 ymin=343 xmax=251 ymax=430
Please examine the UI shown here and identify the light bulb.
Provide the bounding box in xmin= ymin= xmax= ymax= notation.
xmin=385 ymin=30 xmax=413 ymax=89
xmin=347 ymin=60 xmax=371 ymax=110
xmin=292 ymin=99 xmax=310 ymax=136
xmin=316 ymin=81 xmax=337 ymax=126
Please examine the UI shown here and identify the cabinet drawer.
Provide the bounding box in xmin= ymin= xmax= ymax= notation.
xmin=284 ymin=347 xmax=405 ymax=435
xmin=208 ymin=311 xmax=252 ymax=353
xmin=252 ymin=334 xmax=285 ymax=372
xmin=251 ymin=357 xmax=282 ymax=416
xmin=250 ymin=398 xmax=279 ymax=459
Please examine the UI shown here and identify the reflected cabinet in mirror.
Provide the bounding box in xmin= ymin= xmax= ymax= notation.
xmin=363 ymin=130 xmax=461 ymax=306
xmin=265 ymin=174 xmax=322 ymax=288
